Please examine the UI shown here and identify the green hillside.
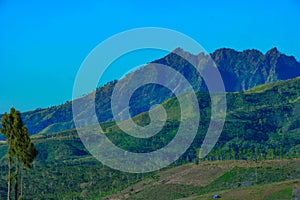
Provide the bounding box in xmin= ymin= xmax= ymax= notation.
xmin=0 ymin=77 xmax=300 ymax=199
xmin=99 ymin=76 xmax=300 ymax=161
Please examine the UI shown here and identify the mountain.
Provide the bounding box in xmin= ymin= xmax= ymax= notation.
xmin=1 ymin=47 xmax=300 ymax=136
xmin=211 ymin=47 xmax=300 ymax=91
xmin=154 ymin=47 xmax=300 ymax=91
xmin=1 ymin=76 xmax=300 ymax=199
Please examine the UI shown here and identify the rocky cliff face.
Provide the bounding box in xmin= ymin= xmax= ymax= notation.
xmin=152 ymin=47 xmax=300 ymax=92
xmin=210 ymin=47 xmax=300 ymax=91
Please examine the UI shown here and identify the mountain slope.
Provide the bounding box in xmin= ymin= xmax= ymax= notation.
xmin=211 ymin=47 xmax=300 ymax=91
xmin=1 ymin=47 xmax=300 ymax=136
xmin=101 ymin=76 xmax=300 ymax=160
xmin=0 ymin=77 xmax=300 ymax=199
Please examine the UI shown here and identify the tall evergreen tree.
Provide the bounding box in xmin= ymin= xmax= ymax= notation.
xmin=1 ymin=108 xmax=16 ymax=200
xmin=1 ymin=108 xmax=38 ymax=200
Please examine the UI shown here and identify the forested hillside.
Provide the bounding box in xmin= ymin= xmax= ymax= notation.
xmin=0 ymin=76 xmax=300 ymax=199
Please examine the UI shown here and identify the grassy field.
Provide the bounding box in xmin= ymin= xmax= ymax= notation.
xmin=102 ymin=159 xmax=300 ymax=200
xmin=179 ymin=179 xmax=299 ymax=200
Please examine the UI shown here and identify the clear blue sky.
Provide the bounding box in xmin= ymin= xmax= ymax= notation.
xmin=0 ymin=0 xmax=300 ymax=113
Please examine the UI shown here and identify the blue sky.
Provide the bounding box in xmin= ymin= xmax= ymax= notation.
xmin=0 ymin=0 xmax=300 ymax=113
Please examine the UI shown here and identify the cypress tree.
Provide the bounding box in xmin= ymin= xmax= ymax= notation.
xmin=1 ymin=108 xmax=16 ymax=200
xmin=1 ymin=108 xmax=38 ymax=200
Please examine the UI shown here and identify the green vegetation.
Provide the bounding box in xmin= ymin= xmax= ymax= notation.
xmin=107 ymin=160 xmax=300 ymax=200
xmin=1 ymin=108 xmax=38 ymax=200
xmin=97 ymin=76 xmax=300 ymax=163
xmin=0 ymin=131 xmax=152 ymax=199
xmin=0 ymin=75 xmax=300 ymax=199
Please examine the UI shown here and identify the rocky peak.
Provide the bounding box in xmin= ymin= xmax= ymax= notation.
xmin=266 ymin=47 xmax=280 ymax=57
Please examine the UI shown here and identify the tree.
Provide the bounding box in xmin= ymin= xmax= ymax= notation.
xmin=1 ymin=108 xmax=38 ymax=200
xmin=13 ymin=111 xmax=38 ymax=200
xmin=1 ymin=108 xmax=15 ymax=200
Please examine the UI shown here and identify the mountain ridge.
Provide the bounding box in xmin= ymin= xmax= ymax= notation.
xmin=1 ymin=47 xmax=300 ymax=136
